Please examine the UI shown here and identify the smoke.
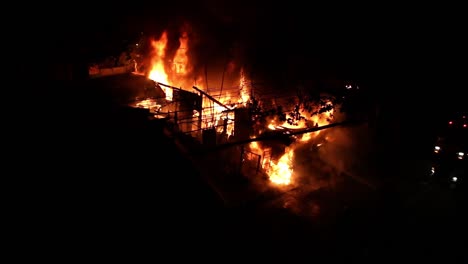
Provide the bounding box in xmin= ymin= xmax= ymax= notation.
xmin=268 ymin=111 xmax=376 ymax=219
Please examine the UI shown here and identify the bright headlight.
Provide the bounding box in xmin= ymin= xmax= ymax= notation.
xmin=457 ymin=152 xmax=464 ymax=159
xmin=434 ymin=146 xmax=441 ymax=153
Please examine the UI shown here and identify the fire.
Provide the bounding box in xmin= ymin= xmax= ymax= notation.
xmin=201 ymin=66 xmax=251 ymax=136
xmin=301 ymin=133 xmax=312 ymax=142
xmin=250 ymin=99 xmax=335 ymax=187
xmin=248 ymin=139 xmax=295 ymax=186
xmin=268 ymin=100 xmax=334 ymax=133
xmin=134 ymin=98 xmax=161 ymax=112
xmin=142 ymin=26 xmax=337 ymax=189
xmin=173 ymin=32 xmax=190 ymax=75
xmin=239 ymin=68 xmax=250 ymax=104
xmin=145 ymin=28 xmax=251 ymax=137
xmin=148 ymin=30 xmax=196 ymax=102
xmin=268 ymin=149 xmax=294 ymax=185
xmin=148 ymin=32 xmax=171 ymax=100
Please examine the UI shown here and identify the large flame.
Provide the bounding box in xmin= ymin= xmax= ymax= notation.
xmin=148 ymin=32 xmax=171 ymax=100
xmin=148 ymin=30 xmax=193 ymax=101
xmin=268 ymin=149 xmax=294 ymax=185
xmin=173 ymin=32 xmax=190 ymax=75
xmin=144 ymin=28 xmax=251 ymax=136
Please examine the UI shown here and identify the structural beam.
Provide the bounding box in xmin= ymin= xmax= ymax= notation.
xmin=197 ymin=119 xmax=367 ymax=153
xmin=192 ymin=86 xmax=231 ymax=110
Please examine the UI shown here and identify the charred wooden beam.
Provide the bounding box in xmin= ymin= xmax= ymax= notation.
xmin=157 ymin=82 xmax=182 ymax=91
xmin=192 ymin=86 xmax=231 ymax=110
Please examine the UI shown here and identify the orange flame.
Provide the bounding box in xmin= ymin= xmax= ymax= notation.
xmin=251 ymin=100 xmax=335 ymax=186
xmin=148 ymin=31 xmax=171 ymax=100
xmin=148 ymin=30 xmax=194 ymax=101
xmin=146 ymin=27 xmax=338 ymax=188
xmin=144 ymin=28 xmax=253 ymax=137
xmin=173 ymin=32 xmax=190 ymax=75
xmin=268 ymin=149 xmax=294 ymax=185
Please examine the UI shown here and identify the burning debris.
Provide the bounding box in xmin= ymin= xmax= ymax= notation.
xmin=248 ymin=98 xmax=337 ymax=187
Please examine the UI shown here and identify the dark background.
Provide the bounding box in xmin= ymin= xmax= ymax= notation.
xmin=45 ymin=1 xmax=466 ymax=103
xmin=20 ymin=1 xmax=467 ymax=261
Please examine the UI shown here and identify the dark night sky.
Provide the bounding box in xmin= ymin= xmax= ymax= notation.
xmin=45 ymin=1 xmax=467 ymax=109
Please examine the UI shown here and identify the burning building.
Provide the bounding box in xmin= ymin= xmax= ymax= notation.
xmin=131 ymin=27 xmax=341 ymax=178
xmin=119 ymin=24 xmax=372 ymax=216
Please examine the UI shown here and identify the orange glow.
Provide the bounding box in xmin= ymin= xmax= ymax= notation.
xmin=145 ymin=29 xmax=250 ymax=135
xmin=239 ymin=68 xmax=250 ymax=104
xmin=173 ymin=32 xmax=190 ymax=75
xmin=148 ymin=32 xmax=171 ymax=100
xmin=141 ymin=26 xmax=338 ymax=189
xmin=267 ymin=101 xmax=333 ymax=133
xmin=134 ymin=98 xmax=161 ymax=111
xmin=268 ymin=149 xmax=294 ymax=185
xmin=301 ymin=132 xmax=313 ymax=142
xmin=147 ymin=30 xmax=194 ymax=101
xmin=251 ymin=99 xmax=335 ymax=186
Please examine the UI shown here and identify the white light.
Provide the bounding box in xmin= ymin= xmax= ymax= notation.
xmin=430 ymin=167 xmax=435 ymax=175
xmin=434 ymin=146 xmax=440 ymax=153
xmin=457 ymin=152 xmax=464 ymax=159
xmin=452 ymin=177 xmax=458 ymax=182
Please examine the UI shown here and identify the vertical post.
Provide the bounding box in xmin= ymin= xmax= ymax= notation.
xmin=198 ymin=94 xmax=203 ymax=131
xmin=204 ymin=63 xmax=209 ymax=93
xmin=256 ymin=154 xmax=261 ymax=174
xmin=219 ymin=57 xmax=228 ymax=100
